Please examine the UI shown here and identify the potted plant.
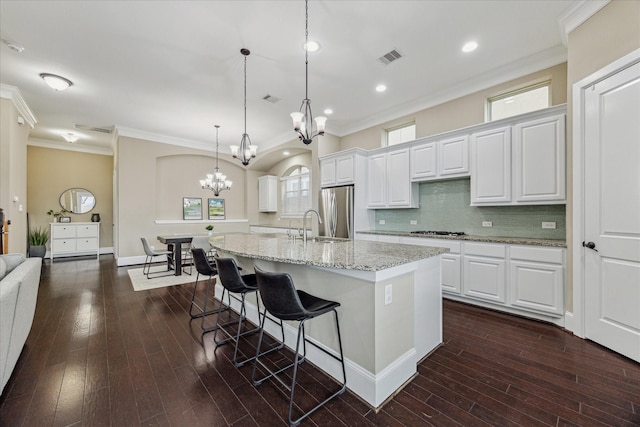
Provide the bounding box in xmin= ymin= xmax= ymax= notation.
xmin=205 ymin=224 xmax=214 ymax=236
xmin=47 ymin=208 xmax=69 ymax=222
xmin=28 ymin=226 xmax=49 ymax=258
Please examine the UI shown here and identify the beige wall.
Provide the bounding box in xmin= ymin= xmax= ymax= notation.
xmin=340 ymin=62 xmax=568 ymax=151
xmin=27 ymin=146 xmax=114 ymax=252
xmin=116 ymin=136 xmax=251 ymax=259
xmin=565 ymin=0 xmax=640 ymax=311
xmin=1 ymin=98 xmax=31 ymax=255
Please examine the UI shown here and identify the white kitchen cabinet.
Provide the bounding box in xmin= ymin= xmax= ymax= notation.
xmin=439 ymin=135 xmax=469 ymax=178
xmin=402 ymin=237 xmax=462 ymax=294
xmin=366 ymin=153 xmax=386 ymax=208
xmin=410 ymin=135 xmax=469 ymax=182
xmin=513 ymin=114 xmax=565 ymax=203
xmin=470 ymin=126 xmax=512 ymax=205
xmin=320 ymin=153 xmax=355 ymax=187
xmin=509 ymin=246 xmax=564 ymax=316
xmin=50 ymin=222 xmax=100 ymax=261
xmin=410 ymin=142 xmax=437 ymax=180
xmin=367 ymin=148 xmax=418 ymax=208
xmin=462 ymin=242 xmax=507 ymax=304
xmin=471 ymin=111 xmax=566 ymax=206
xmin=258 ymin=175 xmax=278 ymax=212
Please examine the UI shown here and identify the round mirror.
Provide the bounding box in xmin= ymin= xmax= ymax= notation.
xmin=59 ymin=188 xmax=96 ymax=214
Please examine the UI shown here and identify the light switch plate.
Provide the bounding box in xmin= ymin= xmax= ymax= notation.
xmin=384 ymin=284 xmax=392 ymax=305
xmin=482 ymin=221 xmax=493 ymax=227
xmin=542 ymin=221 xmax=556 ymax=229
xmin=410 ymin=220 xmax=417 ymax=225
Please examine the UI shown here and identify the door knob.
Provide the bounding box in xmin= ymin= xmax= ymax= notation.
xmin=582 ymin=241 xmax=598 ymax=252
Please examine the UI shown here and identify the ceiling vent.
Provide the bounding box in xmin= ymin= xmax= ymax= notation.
xmin=73 ymin=123 xmax=114 ymax=134
xmin=378 ymin=49 xmax=403 ymax=65
xmin=262 ymin=94 xmax=280 ymax=104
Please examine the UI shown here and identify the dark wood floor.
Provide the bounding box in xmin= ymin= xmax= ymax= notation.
xmin=1 ymin=256 xmax=639 ymax=426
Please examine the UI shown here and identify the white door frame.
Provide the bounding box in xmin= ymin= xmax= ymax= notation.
xmin=571 ymin=48 xmax=640 ymax=338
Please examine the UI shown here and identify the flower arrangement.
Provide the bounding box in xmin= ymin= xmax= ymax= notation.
xmin=47 ymin=208 xmax=69 ymax=220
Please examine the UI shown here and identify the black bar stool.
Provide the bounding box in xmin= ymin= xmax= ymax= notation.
xmin=252 ymin=266 xmax=347 ymax=427
xmin=214 ymin=258 xmax=285 ymax=367
xmin=190 ymin=248 xmax=229 ymax=333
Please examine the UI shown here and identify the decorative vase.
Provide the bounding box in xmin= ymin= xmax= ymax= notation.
xmin=91 ymin=213 xmax=101 ymax=222
xmin=29 ymin=245 xmax=46 ymax=258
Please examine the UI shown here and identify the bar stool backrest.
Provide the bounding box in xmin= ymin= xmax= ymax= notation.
xmin=215 ymin=258 xmax=251 ymax=293
xmin=191 ymin=247 xmax=216 ymax=276
xmin=254 ymin=266 xmax=306 ymax=321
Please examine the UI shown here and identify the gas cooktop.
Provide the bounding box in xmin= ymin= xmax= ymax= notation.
xmin=410 ymin=230 xmax=466 ymax=236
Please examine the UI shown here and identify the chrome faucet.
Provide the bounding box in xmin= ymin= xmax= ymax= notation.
xmin=287 ymin=219 xmax=300 ymax=240
xmin=302 ymin=209 xmax=322 ymax=243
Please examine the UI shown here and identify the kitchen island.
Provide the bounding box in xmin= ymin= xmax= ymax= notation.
xmin=210 ymin=233 xmax=448 ymax=408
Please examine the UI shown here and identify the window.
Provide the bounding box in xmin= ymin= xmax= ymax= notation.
xmin=386 ymin=123 xmax=416 ymax=146
xmin=488 ymin=82 xmax=550 ymax=121
xmin=281 ymin=165 xmax=311 ymax=216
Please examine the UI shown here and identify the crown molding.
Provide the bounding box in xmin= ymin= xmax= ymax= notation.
xmin=28 ymin=137 xmax=113 ymax=156
xmin=558 ymin=0 xmax=610 ymax=45
xmin=0 ymin=84 xmax=37 ymax=128
xmin=116 ymin=125 xmax=213 ymax=152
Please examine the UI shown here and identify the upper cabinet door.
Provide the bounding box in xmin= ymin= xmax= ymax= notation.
xmin=335 ymin=155 xmax=355 ymax=184
xmin=410 ymin=142 xmax=437 ymax=180
xmin=387 ymin=148 xmax=415 ymax=206
xmin=438 ymin=135 xmax=469 ymax=177
xmin=470 ymin=126 xmax=512 ymax=205
xmin=513 ymin=114 xmax=565 ymax=203
xmin=320 ymin=158 xmax=337 ymax=187
xmin=367 ymin=153 xmax=387 ymax=207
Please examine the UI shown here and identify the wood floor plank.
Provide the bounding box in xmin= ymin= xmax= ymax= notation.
xmin=2 ymin=258 xmax=639 ymax=427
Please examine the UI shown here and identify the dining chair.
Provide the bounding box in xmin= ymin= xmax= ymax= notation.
xmin=140 ymin=237 xmax=174 ymax=279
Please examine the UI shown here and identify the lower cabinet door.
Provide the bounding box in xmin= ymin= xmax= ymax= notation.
xmin=463 ymin=255 xmax=506 ymax=303
xmin=441 ymin=254 xmax=461 ymax=294
xmin=52 ymin=239 xmax=77 ymax=253
xmin=510 ymin=260 xmax=563 ymax=316
xmin=77 ymin=238 xmax=98 ymax=251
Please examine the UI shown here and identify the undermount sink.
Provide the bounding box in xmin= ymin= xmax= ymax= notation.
xmin=305 ymin=236 xmax=349 ymax=243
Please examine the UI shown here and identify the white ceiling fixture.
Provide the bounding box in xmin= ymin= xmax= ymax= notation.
xmin=201 ymin=125 xmax=232 ymax=196
xmin=40 ymin=73 xmax=73 ymax=91
xmin=462 ymin=41 xmax=479 ymax=53
xmin=291 ymin=0 xmax=326 ymax=145
xmin=304 ymin=40 xmax=320 ymax=52
xmin=230 ymin=48 xmax=258 ymax=166
xmin=375 ymin=84 xmax=387 ymax=93
xmin=324 ymin=108 xmax=333 ymax=115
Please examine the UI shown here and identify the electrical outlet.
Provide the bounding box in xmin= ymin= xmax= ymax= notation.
xmin=542 ymin=221 xmax=556 ymax=229
xmin=482 ymin=221 xmax=493 ymax=227
xmin=410 ymin=220 xmax=417 ymax=225
xmin=384 ymin=284 xmax=392 ymax=305
xmin=379 ymin=219 xmax=386 ymax=225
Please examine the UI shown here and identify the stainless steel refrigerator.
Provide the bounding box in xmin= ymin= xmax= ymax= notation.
xmin=319 ymin=185 xmax=354 ymax=239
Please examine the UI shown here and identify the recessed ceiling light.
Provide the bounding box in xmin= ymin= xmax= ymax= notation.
xmin=462 ymin=41 xmax=478 ymax=53
xmin=283 ymin=151 xmax=290 ymax=156
xmin=375 ymin=84 xmax=387 ymax=93
xmin=40 ymin=73 xmax=73 ymax=91
xmin=323 ymin=108 xmax=333 ymax=115
xmin=304 ymin=40 xmax=320 ymax=52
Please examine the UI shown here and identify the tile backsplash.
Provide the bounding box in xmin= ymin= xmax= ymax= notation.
xmin=374 ymin=178 xmax=566 ymax=239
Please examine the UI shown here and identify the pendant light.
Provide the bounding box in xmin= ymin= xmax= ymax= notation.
xmin=290 ymin=0 xmax=326 ymax=145
xmin=200 ymin=125 xmax=232 ymax=196
xmin=230 ymin=48 xmax=257 ymax=165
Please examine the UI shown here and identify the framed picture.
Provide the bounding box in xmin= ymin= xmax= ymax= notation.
xmin=59 ymin=216 xmax=71 ymax=223
xmin=183 ymin=197 xmax=202 ymax=220
xmin=208 ymin=198 xmax=225 ymax=220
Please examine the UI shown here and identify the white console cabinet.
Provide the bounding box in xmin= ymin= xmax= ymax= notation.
xmin=50 ymin=222 xmax=100 ymax=261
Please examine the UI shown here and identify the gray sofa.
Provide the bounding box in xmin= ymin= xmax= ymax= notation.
xmin=0 ymin=254 xmax=42 ymax=396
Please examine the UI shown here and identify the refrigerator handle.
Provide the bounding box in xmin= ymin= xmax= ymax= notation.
xmin=330 ymin=192 xmax=338 ymax=237
xmin=346 ymin=188 xmax=353 ymax=239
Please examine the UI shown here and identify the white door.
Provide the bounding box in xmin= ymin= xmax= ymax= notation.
xmin=584 ymin=61 xmax=640 ymax=362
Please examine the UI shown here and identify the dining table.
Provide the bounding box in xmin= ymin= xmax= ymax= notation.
xmin=156 ymin=234 xmax=195 ymax=276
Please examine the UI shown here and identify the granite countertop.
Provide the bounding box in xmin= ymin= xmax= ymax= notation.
xmin=357 ymin=230 xmax=566 ymax=248
xmin=210 ymin=233 xmax=448 ymax=271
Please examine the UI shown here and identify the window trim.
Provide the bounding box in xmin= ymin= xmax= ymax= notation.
xmin=280 ymin=165 xmax=311 ymax=218
xmin=487 ymin=80 xmax=551 ymax=121
xmin=385 ymin=121 xmax=416 ymax=147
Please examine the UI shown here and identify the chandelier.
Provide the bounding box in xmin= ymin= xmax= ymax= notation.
xmin=230 ymin=48 xmax=257 ymax=165
xmin=200 ymin=125 xmax=232 ymax=196
xmin=290 ymin=0 xmax=326 ymax=145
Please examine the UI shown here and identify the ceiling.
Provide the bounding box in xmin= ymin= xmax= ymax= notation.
xmin=1 ymin=0 xmax=578 ymax=169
